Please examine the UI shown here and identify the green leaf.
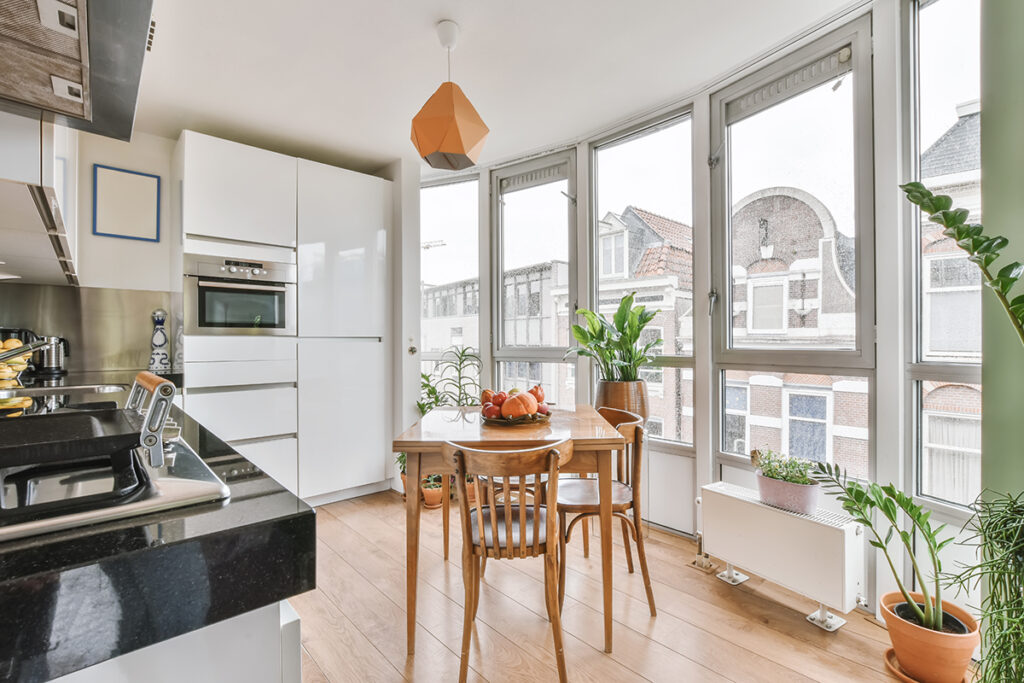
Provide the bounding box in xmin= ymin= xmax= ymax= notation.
xmin=613 ymin=293 xmax=635 ymax=333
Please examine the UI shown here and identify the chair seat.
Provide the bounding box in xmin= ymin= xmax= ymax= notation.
xmin=470 ymin=505 xmax=547 ymax=549
xmin=556 ymin=479 xmax=633 ymax=513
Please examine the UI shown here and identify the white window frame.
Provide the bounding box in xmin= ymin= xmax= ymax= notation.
xmin=746 ymin=276 xmax=789 ymax=334
xmin=782 ymin=388 xmax=834 ymax=463
xmin=599 ymin=230 xmax=628 ymax=278
xmin=710 ymin=15 xmax=876 ymax=370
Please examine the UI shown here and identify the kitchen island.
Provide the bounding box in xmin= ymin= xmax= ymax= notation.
xmin=0 ymin=390 xmax=315 ymax=683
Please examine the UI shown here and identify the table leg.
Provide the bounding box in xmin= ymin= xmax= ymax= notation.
xmin=442 ymin=473 xmax=450 ymax=560
xmin=598 ymin=450 xmax=613 ymax=653
xmin=406 ymin=452 xmax=422 ymax=655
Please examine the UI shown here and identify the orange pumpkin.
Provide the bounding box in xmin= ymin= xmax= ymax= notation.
xmin=528 ymin=384 xmax=544 ymax=403
xmin=481 ymin=389 xmax=495 ymax=404
xmin=501 ymin=391 xmax=538 ymax=418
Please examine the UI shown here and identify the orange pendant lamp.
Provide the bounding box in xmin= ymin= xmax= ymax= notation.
xmin=411 ymin=20 xmax=489 ymax=171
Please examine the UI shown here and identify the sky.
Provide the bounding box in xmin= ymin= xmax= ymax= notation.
xmin=419 ymin=0 xmax=979 ymax=286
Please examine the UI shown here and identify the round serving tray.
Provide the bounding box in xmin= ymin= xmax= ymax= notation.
xmin=481 ymin=412 xmax=551 ymax=426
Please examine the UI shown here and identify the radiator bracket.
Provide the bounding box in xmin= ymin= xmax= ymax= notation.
xmin=716 ymin=563 xmax=749 ymax=586
xmin=806 ymin=603 xmax=846 ymax=632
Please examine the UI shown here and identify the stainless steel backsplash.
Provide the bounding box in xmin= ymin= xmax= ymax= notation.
xmin=0 ymin=282 xmax=176 ymax=372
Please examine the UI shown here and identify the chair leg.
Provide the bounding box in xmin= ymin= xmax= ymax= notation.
xmin=632 ymin=510 xmax=657 ymax=617
xmin=581 ymin=516 xmax=590 ymax=558
xmin=471 ymin=554 xmax=482 ymax=622
xmin=558 ymin=511 xmax=567 ymax=612
xmin=480 ymin=553 xmax=487 ymax=577
xmin=459 ymin=551 xmax=475 ymax=683
xmin=621 ymin=517 xmax=635 ymax=573
xmin=543 ymin=553 xmax=568 ymax=683
xmin=442 ymin=475 xmax=450 ymax=561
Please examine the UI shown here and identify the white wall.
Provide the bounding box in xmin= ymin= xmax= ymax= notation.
xmin=76 ymin=131 xmax=178 ymax=292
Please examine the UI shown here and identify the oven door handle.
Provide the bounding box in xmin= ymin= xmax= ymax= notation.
xmin=197 ymin=280 xmax=288 ymax=293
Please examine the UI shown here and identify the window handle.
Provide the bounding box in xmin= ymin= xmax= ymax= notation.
xmin=708 ymin=289 xmax=719 ymax=317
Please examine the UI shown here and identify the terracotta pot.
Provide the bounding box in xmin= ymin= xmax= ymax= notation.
xmin=755 ymin=472 xmax=820 ymax=515
xmin=421 ymin=486 xmax=444 ymax=509
xmin=595 ymin=380 xmax=648 ymax=421
xmin=879 ymin=591 xmax=979 ymax=683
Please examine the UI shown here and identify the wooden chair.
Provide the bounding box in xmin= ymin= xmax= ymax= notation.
xmin=556 ymin=407 xmax=656 ymax=616
xmin=443 ymin=439 xmax=572 ymax=683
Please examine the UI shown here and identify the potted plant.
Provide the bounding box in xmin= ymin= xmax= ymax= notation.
xmin=815 ymin=463 xmax=979 ymax=683
xmin=421 ymin=474 xmax=443 ymax=509
xmin=395 ymin=452 xmax=408 ymax=499
xmin=565 ymin=292 xmax=661 ymax=419
xmin=902 ymin=182 xmax=1024 ymax=682
xmin=750 ymin=449 xmax=820 ymax=515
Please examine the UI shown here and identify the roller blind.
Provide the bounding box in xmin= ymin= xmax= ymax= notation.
xmin=499 ymin=162 xmax=569 ymax=194
xmin=725 ymin=45 xmax=853 ymax=125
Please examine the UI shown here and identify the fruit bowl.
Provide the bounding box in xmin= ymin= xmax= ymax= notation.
xmin=481 ymin=411 xmax=551 ymax=426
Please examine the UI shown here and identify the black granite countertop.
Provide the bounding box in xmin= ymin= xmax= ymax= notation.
xmin=0 ymin=373 xmax=316 ymax=682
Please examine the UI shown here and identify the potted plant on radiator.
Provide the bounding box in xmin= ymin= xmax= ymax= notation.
xmin=815 ymin=463 xmax=979 ymax=683
xmin=750 ymin=449 xmax=820 ymax=515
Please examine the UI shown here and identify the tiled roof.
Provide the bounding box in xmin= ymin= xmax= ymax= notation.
xmin=627 ymin=207 xmax=692 ymax=249
xmin=634 ymin=244 xmax=693 ymax=286
xmin=921 ymin=112 xmax=980 ymax=178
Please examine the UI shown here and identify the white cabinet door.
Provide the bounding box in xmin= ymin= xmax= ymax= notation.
xmin=180 ymin=131 xmax=297 ymax=247
xmin=297 ymin=159 xmax=390 ymax=337
xmin=298 ymin=338 xmax=387 ymax=498
xmin=233 ymin=436 xmax=298 ymax=495
xmin=186 ymin=386 xmax=297 ymax=442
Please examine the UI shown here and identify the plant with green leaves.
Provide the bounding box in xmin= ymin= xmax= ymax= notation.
xmin=814 ymin=463 xmax=955 ymax=632
xmin=752 ymin=449 xmax=816 ymax=485
xmin=948 ymin=491 xmax=1024 ymax=681
xmin=433 ymin=345 xmax=482 ymax=407
xmin=901 ymin=182 xmax=1024 ymax=346
xmin=565 ymin=292 xmax=662 ymax=381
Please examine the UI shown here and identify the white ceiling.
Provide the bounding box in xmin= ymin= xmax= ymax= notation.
xmin=135 ymin=0 xmax=854 ymax=176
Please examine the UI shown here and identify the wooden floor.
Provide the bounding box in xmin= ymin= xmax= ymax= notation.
xmin=292 ymin=491 xmax=892 ymax=682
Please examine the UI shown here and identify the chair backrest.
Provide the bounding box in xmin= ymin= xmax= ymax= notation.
xmin=596 ymin=406 xmax=644 ymax=490
xmin=443 ymin=439 xmax=572 ymax=561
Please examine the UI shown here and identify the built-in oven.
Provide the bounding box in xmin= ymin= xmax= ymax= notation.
xmin=184 ymin=254 xmax=296 ymax=336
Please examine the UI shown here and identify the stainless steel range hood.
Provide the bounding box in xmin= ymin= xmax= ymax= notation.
xmin=0 ymin=108 xmax=78 ymax=286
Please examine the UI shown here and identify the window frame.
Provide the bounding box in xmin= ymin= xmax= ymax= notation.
xmin=589 ymin=108 xmax=697 ymax=450
xmin=709 ymin=15 xmax=876 ymax=370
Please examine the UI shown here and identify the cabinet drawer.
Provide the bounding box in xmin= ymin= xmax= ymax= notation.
xmin=232 ymin=436 xmax=298 ymax=494
xmin=185 ymin=360 xmax=296 ymax=388
xmin=184 ymin=336 xmax=297 ymax=362
xmin=187 ymin=386 xmax=296 ymax=442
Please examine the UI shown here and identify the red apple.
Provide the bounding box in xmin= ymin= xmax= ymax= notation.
xmin=536 ymin=403 xmax=550 ymax=415
xmin=491 ymin=391 xmax=508 ymax=407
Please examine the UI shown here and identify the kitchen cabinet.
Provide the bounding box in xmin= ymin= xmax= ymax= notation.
xmin=233 ymin=436 xmax=298 ymax=495
xmin=178 ymin=130 xmax=297 ymax=247
xmin=186 ymin=386 xmax=297 ymax=443
xmin=297 ymin=159 xmax=390 ymax=337
xmin=298 ymin=338 xmax=387 ymax=498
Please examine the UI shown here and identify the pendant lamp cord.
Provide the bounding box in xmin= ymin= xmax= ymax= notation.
xmin=447 ymin=48 xmax=452 ymax=83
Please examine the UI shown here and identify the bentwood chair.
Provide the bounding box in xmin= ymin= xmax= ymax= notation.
xmin=443 ymin=439 xmax=572 ymax=683
xmin=557 ymin=407 xmax=656 ymax=616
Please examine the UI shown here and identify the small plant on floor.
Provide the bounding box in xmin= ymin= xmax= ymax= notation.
xmin=395 ymin=452 xmax=407 ymax=475
xmin=751 ymin=449 xmax=815 ymax=485
xmin=814 ymin=463 xmax=954 ymax=631
xmin=421 ymin=474 xmax=442 ymax=489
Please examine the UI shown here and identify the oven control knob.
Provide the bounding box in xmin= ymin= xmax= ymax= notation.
xmin=220 ymin=266 xmax=226 ymax=272
xmin=252 ymin=268 xmax=261 ymax=275
xmin=229 ymin=266 xmax=238 ymax=273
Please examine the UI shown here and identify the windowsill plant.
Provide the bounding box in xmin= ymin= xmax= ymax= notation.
xmin=564 ymin=292 xmax=662 ymax=418
xmin=750 ymin=449 xmax=820 ymax=515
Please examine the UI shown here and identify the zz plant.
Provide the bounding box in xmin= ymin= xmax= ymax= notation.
xmin=565 ymin=292 xmax=662 ymax=381
xmin=815 ymin=463 xmax=955 ymax=632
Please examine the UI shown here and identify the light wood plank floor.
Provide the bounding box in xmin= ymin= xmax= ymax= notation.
xmin=292 ymin=491 xmax=892 ymax=682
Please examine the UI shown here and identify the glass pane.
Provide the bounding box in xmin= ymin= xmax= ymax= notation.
xmin=420 ymin=181 xmax=480 ymax=355
xmin=644 ymin=366 xmax=693 ymax=445
xmin=501 ymin=175 xmax=570 ymax=348
xmin=725 ymin=386 xmax=748 ymax=412
xmin=750 ymin=283 xmax=784 ymax=331
xmin=496 ymin=362 xmax=574 ymax=407
xmin=728 ymin=76 xmax=857 ymax=349
xmin=722 ymin=370 xmax=869 ymax=479
xmin=920 ymin=382 xmax=982 ymax=506
xmin=919 ymin=0 xmax=981 ymax=362
xmin=595 ymin=117 xmax=694 ymax=356
xmin=789 ymin=394 xmax=827 ymax=420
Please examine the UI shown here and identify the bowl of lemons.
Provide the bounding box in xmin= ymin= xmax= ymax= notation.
xmin=0 ymin=338 xmax=33 ymax=417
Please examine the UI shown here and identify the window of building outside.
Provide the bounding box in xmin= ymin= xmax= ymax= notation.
xmin=594 ymin=115 xmax=694 ymax=445
xmin=419 ymin=179 xmax=480 ymax=379
xmin=913 ymin=0 xmax=982 ymax=507
xmin=493 ymin=153 xmax=576 ymax=402
xmin=712 ymin=19 xmax=873 ymax=479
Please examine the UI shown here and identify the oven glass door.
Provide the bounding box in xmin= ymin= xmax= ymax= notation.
xmin=196 ymin=280 xmax=287 ymax=330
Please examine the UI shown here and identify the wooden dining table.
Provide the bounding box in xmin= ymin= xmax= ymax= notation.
xmin=393 ymin=404 xmax=626 ymax=655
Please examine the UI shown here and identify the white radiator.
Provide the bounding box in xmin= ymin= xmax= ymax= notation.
xmin=699 ymin=482 xmax=865 ymax=630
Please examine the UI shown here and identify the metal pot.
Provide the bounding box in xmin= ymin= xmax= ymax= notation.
xmin=594 ymin=380 xmax=649 ymax=420
xmin=33 ymin=336 xmax=70 ymax=375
